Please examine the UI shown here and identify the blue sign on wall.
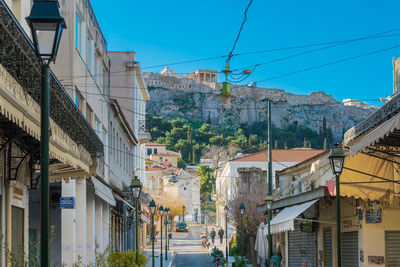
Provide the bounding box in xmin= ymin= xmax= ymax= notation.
xmin=60 ymin=197 xmax=76 ymax=209
xmin=365 ymin=209 xmax=382 ymax=224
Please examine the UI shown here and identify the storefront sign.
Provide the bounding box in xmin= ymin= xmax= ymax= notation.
xmin=60 ymin=197 xmax=75 ymax=209
xmin=366 ymin=209 xmax=382 ymax=224
xmin=342 ymin=216 xmax=359 ymax=231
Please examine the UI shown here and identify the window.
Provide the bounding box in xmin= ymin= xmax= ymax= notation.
xmin=110 ymin=122 xmax=113 ymax=155
xmin=86 ymin=31 xmax=94 ymax=73
xmin=75 ymin=10 xmax=85 ymax=57
xmin=154 ymin=148 xmax=158 ymax=155
xmin=123 ymin=144 xmax=126 ymax=170
xmin=113 ymin=128 xmax=116 ymax=159
xmin=94 ymin=116 xmax=101 ymax=138
xmin=86 ymin=104 xmax=93 ymax=126
xmin=120 ymin=138 xmax=122 ymax=167
xmin=75 ymin=89 xmax=84 ymax=113
xmin=147 ymin=148 xmax=152 ymax=156
xmin=116 ymin=133 xmax=119 ymax=163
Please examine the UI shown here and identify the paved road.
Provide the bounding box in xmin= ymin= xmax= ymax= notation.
xmin=171 ymin=225 xmax=214 ymax=267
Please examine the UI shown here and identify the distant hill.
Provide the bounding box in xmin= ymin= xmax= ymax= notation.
xmin=144 ymin=71 xmax=376 ymax=144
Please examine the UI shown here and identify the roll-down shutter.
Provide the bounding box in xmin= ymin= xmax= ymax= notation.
xmin=288 ymin=221 xmax=317 ymax=267
xmin=341 ymin=231 xmax=358 ymax=267
xmin=386 ymin=231 xmax=400 ymax=267
xmin=323 ymin=228 xmax=333 ymax=267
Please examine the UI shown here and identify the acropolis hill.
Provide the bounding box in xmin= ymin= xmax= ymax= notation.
xmin=144 ymin=67 xmax=377 ymax=141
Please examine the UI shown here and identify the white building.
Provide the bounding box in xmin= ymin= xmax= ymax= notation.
xmin=215 ymin=148 xmax=325 ymax=228
xmin=163 ymin=170 xmax=201 ymax=223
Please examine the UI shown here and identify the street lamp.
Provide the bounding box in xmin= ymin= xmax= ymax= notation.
xmin=239 ymin=203 xmax=245 ymax=259
xmin=265 ymin=194 xmax=273 ymax=264
xmin=182 ymin=205 xmax=186 ymax=222
xmin=328 ymin=144 xmax=346 ymax=267
xmin=130 ymin=176 xmax=142 ymax=265
xmin=26 ymin=2 xmax=66 ymax=266
xmin=164 ymin=207 xmax=170 ymax=260
xmin=149 ymin=200 xmax=156 ymax=267
xmin=159 ymin=205 xmax=164 ymax=267
xmin=224 ymin=205 xmax=229 ymax=263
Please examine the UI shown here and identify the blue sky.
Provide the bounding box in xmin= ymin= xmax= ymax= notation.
xmin=91 ymin=0 xmax=400 ymax=104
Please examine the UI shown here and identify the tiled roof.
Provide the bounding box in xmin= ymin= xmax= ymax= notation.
xmin=231 ymin=148 xmax=327 ymax=163
xmin=145 ymin=142 xmax=167 ymax=146
xmin=146 ymin=167 xmax=163 ymax=171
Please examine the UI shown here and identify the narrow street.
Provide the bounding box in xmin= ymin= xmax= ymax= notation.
xmin=171 ymin=225 xmax=214 ymax=267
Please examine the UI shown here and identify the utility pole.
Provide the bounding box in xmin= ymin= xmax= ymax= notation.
xmin=267 ymin=100 xmax=273 ymax=263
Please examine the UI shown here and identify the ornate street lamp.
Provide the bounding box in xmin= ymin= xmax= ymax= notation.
xmin=182 ymin=205 xmax=186 ymax=222
xmin=224 ymin=205 xmax=229 ymax=263
xmin=239 ymin=203 xmax=245 ymax=259
xmin=329 ymin=144 xmax=346 ymax=267
xmin=164 ymin=207 xmax=170 ymax=260
xmin=165 ymin=207 xmax=170 ymax=253
xmin=149 ymin=200 xmax=156 ymax=267
xmin=26 ymin=2 xmax=66 ymax=266
xmin=159 ymin=205 xmax=164 ymax=267
xmin=265 ymin=194 xmax=273 ymax=264
xmin=130 ymin=176 xmax=142 ymax=265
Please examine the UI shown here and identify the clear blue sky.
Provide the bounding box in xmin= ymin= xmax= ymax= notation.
xmin=91 ymin=0 xmax=400 ymax=104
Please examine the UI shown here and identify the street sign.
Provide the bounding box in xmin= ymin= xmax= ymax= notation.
xmin=60 ymin=197 xmax=75 ymax=209
xmin=365 ymin=209 xmax=382 ymax=224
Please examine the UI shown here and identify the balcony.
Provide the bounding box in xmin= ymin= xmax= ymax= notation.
xmin=137 ymin=120 xmax=151 ymax=144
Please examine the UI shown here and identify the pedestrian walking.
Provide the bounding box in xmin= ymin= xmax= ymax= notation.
xmin=218 ymin=227 xmax=224 ymax=244
xmin=210 ymin=228 xmax=216 ymax=245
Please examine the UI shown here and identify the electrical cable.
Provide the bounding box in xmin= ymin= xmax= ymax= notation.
xmin=256 ymin=44 xmax=400 ymax=84
xmin=226 ymin=0 xmax=254 ymax=64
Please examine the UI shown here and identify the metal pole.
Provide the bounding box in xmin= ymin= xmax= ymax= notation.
xmin=135 ymin=201 xmax=140 ymax=264
xmin=160 ymin=213 xmax=163 ymax=267
xmin=241 ymin=214 xmax=244 ymax=259
xmin=40 ymin=64 xmax=50 ymax=267
xmin=267 ymin=99 xmax=273 ymax=263
xmin=152 ymin=214 xmax=155 ymax=267
xmin=167 ymin=217 xmax=170 ymax=250
xmin=225 ymin=212 xmax=228 ymax=262
xmin=165 ymin=219 xmax=168 ymax=260
xmin=183 ymin=207 xmax=185 ymax=222
xmin=336 ymin=174 xmax=341 ymax=267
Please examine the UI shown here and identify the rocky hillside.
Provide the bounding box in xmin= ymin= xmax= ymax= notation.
xmin=144 ymin=72 xmax=376 ymax=142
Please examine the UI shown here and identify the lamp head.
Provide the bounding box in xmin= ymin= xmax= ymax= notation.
xmin=240 ymin=203 xmax=245 ymax=215
xmin=159 ymin=205 xmax=164 ymax=216
xmin=130 ymin=175 xmax=142 ymax=200
xmin=328 ymin=144 xmax=346 ymax=176
xmin=26 ymin=0 xmax=66 ymax=62
xmin=149 ymin=200 xmax=156 ymax=215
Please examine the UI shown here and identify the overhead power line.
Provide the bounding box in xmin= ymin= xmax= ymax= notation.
xmin=256 ymin=44 xmax=400 ymax=84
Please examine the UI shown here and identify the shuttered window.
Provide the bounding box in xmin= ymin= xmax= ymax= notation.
xmin=385 ymin=231 xmax=400 ymax=267
xmin=341 ymin=231 xmax=358 ymax=267
xmin=323 ymin=228 xmax=333 ymax=267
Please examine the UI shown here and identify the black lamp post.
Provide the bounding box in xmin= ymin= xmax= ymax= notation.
xmin=159 ymin=205 xmax=164 ymax=267
xmin=265 ymin=194 xmax=273 ymax=263
xmin=239 ymin=203 xmax=245 ymax=259
xmin=26 ymin=2 xmax=66 ymax=266
xmin=164 ymin=207 xmax=169 ymax=260
xmin=182 ymin=205 xmax=186 ymax=222
xmin=149 ymin=200 xmax=156 ymax=267
xmin=224 ymin=205 xmax=229 ymax=262
xmin=328 ymin=144 xmax=346 ymax=267
xmin=130 ymin=176 xmax=143 ymax=265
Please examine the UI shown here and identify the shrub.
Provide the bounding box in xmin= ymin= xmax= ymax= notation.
xmin=107 ymin=250 xmax=147 ymax=267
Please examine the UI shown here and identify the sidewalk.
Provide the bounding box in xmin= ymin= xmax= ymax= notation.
xmin=143 ymin=238 xmax=175 ymax=267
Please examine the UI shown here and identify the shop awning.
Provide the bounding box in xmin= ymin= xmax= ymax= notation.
xmin=91 ymin=177 xmax=116 ymax=206
xmin=270 ymin=199 xmax=318 ymax=233
xmin=339 ymin=153 xmax=400 ymax=201
xmin=347 ymin=112 xmax=400 ymax=156
xmin=141 ymin=214 xmax=150 ymax=224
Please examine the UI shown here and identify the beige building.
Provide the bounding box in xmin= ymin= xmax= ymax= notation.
xmin=145 ymin=143 xmax=181 ymax=168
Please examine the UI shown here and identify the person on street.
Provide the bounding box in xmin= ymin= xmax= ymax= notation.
xmin=218 ymin=227 xmax=224 ymax=244
xmin=210 ymin=228 xmax=216 ymax=245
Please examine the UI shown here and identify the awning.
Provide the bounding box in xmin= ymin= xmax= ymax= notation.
xmin=141 ymin=214 xmax=150 ymax=224
xmin=339 ymin=153 xmax=400 ymax=201
xmin=347 ymin=112 xmax=400 ymax=156
xmin=91 ymin=177 xmax=116 ymax=206
xmin=270 ymin=199 xmax=318 ymax=233
xmin=113 ymin=193 xmax=135 ymax=210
